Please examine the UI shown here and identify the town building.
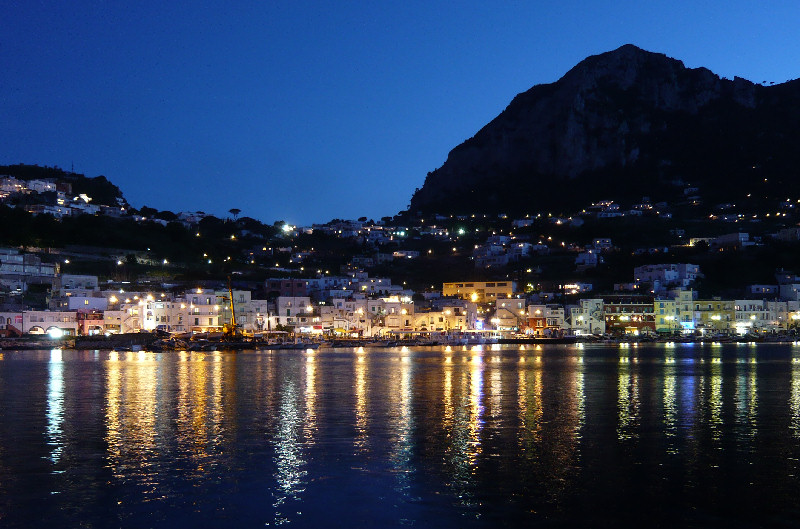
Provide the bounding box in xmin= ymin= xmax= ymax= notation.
xmin=442 ymin=281 xmax=516 ymax=304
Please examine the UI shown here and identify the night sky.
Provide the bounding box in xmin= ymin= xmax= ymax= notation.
xmin=3 ymin=1 xmax=799 ymax=225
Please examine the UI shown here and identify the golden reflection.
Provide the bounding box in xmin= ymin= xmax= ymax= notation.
xmin=574 ymin=357 xmax=586 ymax=437
xmin=617 ymin=360 xmax=640 ymax=440
xmin=106 ymin=351 xmax=122 ymax=471
xmin=747 ymin=357 xmax=758 ymax=431
xmin=175 ymin=352 xmax=211 ymax=472
xmin=305 ymin=353 xmax=317 ymax=439
xmin=442 ymin=348 xmax=484 ymax=507
xmin=518 ymin=366 xmax=543 ymax=447
xmin=664 ymin=363 xmax=677 ymax=453
xmin=792 ymin=350 xmax=800 ymax=438
xmin=354 ymin=352 xmax=368 ymax=451
xmin=443 ymin=357 xmax=453 ymax=430
xmin=389 ymin=344 xmax=413 ymax=496
xmin=488 ymin=362 xmax=502 ymax=419
xmin=467 ymin=351 xmax=484 ymax=462
xmin=105 ymin=351 xmax=159 ymax=486
xmin=210 ymin=351 xmax=223 ymax=443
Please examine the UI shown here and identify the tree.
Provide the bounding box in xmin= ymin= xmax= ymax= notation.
xmin=229 ymin=208 xmax=241 ymax=220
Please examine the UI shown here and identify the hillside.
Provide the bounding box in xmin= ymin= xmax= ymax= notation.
xmin=409 ymin=45 xmax=800 ymax=215
xmin=0 ymin=164 xmax=126 ymax=207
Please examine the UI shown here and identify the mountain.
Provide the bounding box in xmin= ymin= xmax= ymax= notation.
xmin=409 ymin=44 xmax=800 ymax=215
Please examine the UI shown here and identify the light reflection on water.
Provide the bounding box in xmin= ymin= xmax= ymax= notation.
xmin=46 ymin=349 xmax=64 ymax=465
xmin=2 ymin=344 xmax=800 ymax=527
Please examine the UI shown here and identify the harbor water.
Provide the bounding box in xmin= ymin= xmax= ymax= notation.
xmin=1 ymin=343 xmax=800 ymax=528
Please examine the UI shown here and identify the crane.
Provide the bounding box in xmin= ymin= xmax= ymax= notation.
xmin=222 ymin=276 xmax=241 ymax=339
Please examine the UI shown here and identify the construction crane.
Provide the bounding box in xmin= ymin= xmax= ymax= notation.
xmin=222 ymin=276 xmax=241 ymax=339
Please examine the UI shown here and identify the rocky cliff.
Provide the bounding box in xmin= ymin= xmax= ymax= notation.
xmin=409 ymin=45 xmax=800 ymax=214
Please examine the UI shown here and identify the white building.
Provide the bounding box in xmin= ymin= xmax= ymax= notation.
xmin=569 ymin=298 xmax=605 ymax=335
xmin=22 ymin=310 xmax=79 ymax=336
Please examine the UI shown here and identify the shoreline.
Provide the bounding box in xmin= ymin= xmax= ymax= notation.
xmin=2 ymin=334 xmax=800 ymax=351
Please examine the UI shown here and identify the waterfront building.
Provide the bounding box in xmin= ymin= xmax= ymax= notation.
xmin=76 ymin=310 xmax=104 ymax=335
xmin=22 ymin=310 xmax=79 ymax=336
xmin=693 ymin=298 xmax=735 ymax=335
xmin=275 ymin=296 xmax=314 ymax=326
xmin=568 ymin=298 xmax=605 ymax=336
xmin=102 ymin=309 xmax=138 ymax=334
xmin=0 ymin=312 xmax=23 ymax=336
xmin=411 ymin=307 xmax=465 ymax=334
xmin=602 ymin=295 xmax=656 ymax=335
xmin=442 ymin=280 xmax=516 ymax=303
xmin=427 ymin=298 xmax=477 ymax=331
xmin=524 ymin=304 xmax=566 ymax=336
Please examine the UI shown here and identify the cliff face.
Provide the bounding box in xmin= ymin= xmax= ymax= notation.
xmin=409 ymin=45 xmax=800 ymax=214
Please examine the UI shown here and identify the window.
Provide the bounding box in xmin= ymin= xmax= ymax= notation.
xmin=195 ymin=318 xmax=199 ymax=325
xmin=208 ymin=318 xmax=213 ymax=326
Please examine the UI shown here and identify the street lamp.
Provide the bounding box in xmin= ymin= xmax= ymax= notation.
xmin=665 ymin=315 xmax=675 ymax=335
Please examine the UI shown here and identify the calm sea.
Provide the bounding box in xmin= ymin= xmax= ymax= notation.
xmin=1 ymin=343 xmax=800 ymax=528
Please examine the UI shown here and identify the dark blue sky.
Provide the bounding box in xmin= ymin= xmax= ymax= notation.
xmin=3 ymin=1 xmax=799 ymax=224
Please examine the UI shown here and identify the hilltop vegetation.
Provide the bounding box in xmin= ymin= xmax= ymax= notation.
xmin=0 ymin=164 xmax=126 ymax=206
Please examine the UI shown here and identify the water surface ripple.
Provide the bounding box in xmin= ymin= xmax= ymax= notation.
xmin=1 ymin=343 xmax=800 ymax=527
